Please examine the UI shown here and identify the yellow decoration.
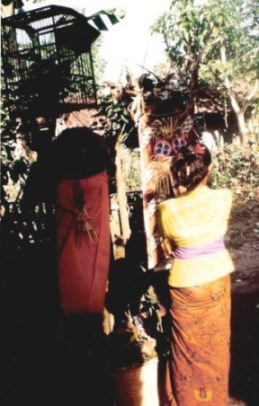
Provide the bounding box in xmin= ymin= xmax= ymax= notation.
xmin=194 ymin=387 xmax=212 ymax=401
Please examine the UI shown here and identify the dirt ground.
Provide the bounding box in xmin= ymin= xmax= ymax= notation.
xmin=227 ymin=199 xmax=259 ymax=406
xmin=227 ymin=199 xmax=259 ymax=282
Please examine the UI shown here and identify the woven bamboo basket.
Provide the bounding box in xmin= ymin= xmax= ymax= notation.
xmin=112 ymin=356 xmax=159 ymax=406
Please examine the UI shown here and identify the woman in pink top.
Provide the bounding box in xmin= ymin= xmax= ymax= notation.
xmin=158 ymin=142 xmax=234 ymax=406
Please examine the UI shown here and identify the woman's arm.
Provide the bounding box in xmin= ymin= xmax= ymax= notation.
xmin=157 ymin=203 xmax=175 ymax=257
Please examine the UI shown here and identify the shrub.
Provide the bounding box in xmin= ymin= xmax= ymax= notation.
xmin=210 ymin=142 xmax=259 ymax=203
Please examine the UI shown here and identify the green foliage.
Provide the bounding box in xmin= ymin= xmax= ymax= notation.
xmin=0 ymin=107 xmax=40 ymax=209
xmin=200 ymin=0 xmax=258 ymax=84
xmin=98 ymin=95 xmax=132 ymax=138
xmin=0 ymin=106 xmax=10 ymax=127
xmin=210 ymin=142 xmax=259 ymax=202
xmin=152 ymin=0 xmax=258 ymax=85
xmin=124 ymin=148 xmax=142 ymax=192
xmin=151 ymin=0 xmax=259 ymax=141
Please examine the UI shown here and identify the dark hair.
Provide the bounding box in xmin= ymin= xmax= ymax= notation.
xmin=52 ymin=127 xmax=112 ymax=179
xmin=171 ymin=142 xmax=212 ymax=192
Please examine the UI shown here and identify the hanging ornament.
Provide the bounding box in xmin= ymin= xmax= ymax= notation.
xmin=153 ymin=140 xmax=172 ymax=158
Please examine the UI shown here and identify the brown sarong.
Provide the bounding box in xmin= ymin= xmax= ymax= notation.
xmin=168 ymin=275 xmax=231 ymax=406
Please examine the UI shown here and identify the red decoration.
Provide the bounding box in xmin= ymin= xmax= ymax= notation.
xmin=194 ymin=143 xmax=205 ymax=156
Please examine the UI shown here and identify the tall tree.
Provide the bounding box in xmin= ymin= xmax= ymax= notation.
xmin=152 ymin=0 xmax=259 ymax=143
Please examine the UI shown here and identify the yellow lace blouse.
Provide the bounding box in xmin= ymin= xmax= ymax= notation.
xmin=158 ymin=186 xmax=235 ymax=287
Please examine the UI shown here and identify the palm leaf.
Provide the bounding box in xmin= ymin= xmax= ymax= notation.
xmin=87 ymin=8 xmax=125 ymax=32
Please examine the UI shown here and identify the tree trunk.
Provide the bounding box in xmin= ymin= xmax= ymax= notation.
xmin=220 ymin=44 xmax=248 ymax=144
xmin=236 ymin=111 xmax=248 ymax=145
xmin=227 ymin=92 xmax=248 ymax=144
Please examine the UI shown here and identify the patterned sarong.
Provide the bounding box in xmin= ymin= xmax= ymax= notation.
xmin=168 ymin=275 xmax=231 ymax=406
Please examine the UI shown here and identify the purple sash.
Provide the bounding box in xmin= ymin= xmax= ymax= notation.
xmin=173 ymin=237 xmax=225 ymax=260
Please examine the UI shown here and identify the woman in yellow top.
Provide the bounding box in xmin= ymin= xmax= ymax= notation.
xmin=158 ymin=142 xmax=234 ymax=406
